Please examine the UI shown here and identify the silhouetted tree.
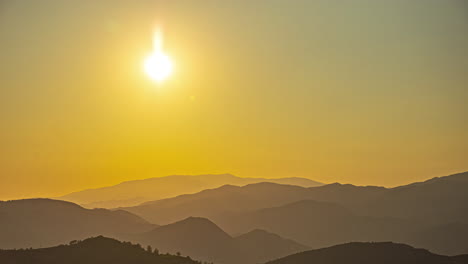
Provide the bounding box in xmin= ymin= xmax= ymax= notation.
xmin=153 ymin=248 xmax=159 ymax=255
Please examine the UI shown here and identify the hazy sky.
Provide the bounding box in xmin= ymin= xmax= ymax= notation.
xmin=1 ymin=0 xmax=467 ymax=200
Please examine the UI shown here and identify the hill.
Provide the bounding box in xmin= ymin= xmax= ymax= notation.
xmin=0 ymin=199 xmax=155 ymax=249
xmin=0 ymin=236 xmax=199 ymax=264
xmin=130 ymin=217 xmax=308 ymax=264
xmin=121 ymin=172 xmax=468 ymax=255
xmin=133 ymin=217 xmax=233 ymax=264
xmin=217 ymin=199 xmax=410 ymax=248
xmin=360 ymin=171 xmax=468 ymax=224
xmin=59 ymin=174 xmax=322 ymax=208
xmin=234 ymin=229 xmax=308 ymax=264
xmin=122 ymin=182 xmax=316 ymax=225
xmin=266 ymin=242 xmax=467 ymax=264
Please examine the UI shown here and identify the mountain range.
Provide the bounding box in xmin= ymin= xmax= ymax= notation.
xmin=0 ymin=199 xmax=308 ymax=264
xmin=129 ymin=217 xmax=308 ymax=264
xmin=2 ymin=237 xmax=467 ymax=264
xmin=59 ymin=174 xmax=323 ymax=208
xmin=121 ymin=172 xmax=468 ymax=255
xmin=1 ymin=171 xmax=467 ymax=261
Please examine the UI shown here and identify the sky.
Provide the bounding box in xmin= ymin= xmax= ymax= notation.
xmin=0 ymin=0 xmax=467 ymax=200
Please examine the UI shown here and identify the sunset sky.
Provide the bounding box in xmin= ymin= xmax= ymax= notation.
xmin=1 ymin=0 xmax=467 ymax=200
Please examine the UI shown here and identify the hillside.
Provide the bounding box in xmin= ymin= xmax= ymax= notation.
xmin=0 ymin=199 xmax=155 ymax=249
xmin=133 ymin=217 xmax=233 ymax=264
xmin=130 ymin=217 xmax=308 ymax=264
xmin=266 ymin=242 xmax=467 ymax=264
xmin=217 ymin=200 xmax=410 ymax=248
xmin=0 ymin=236 xmax=199 ymax=264
xmin=360 ymin=171 xmax=468 ymax=224
xmin=123 ymin=172 xmax=468 ymax=225
xmin=122 ymin=182 xmax=313 ymax=224
xmin=59 ymin=174 xmax=322 ymax=208
xmin=121 ymin=172 xmax=468 ymax=255
xmin=234 ymin=229 xmax=308 ymax=264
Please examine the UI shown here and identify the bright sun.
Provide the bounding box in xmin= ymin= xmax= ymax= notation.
xmin=144 ymin=29 xmax=174 ymax=82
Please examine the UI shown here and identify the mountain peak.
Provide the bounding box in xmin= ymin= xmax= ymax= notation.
xmin=145 ymin=216 xmax=231 ymax=241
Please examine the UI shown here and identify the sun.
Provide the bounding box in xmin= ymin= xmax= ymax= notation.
xmin=144 ymin=52 xmax=173 ymax=82
xmin=144 ymin=29 xmax=174 ymax=82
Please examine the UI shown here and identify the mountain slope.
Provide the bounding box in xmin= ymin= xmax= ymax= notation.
xmin=121 ymin=182 xmax=384 ymax=225
xmin=122 ymin=183 xmax=314 ymax=225
xmin=133 ymin=217 xmax=234 ymax=264
xmin=0 ymin=199 xmax=155 ymax=249
xmin=266 ymin=242 xmax=466 ymax=264
xmin=130 ymin=217 xmax=308 ymax=264
xmin=121 ymin=172 xmax=468 ymax=255
xmin=361 ymin=171 xmax=468 ymax=223
xmin=59 ymin=174 xmax=322 ymax=208
xmin=407 ymin=222 xmax=468 ymax=256
xmin=0 ymin=236 xmax=199 ymax=264
xmin=234 ymin=229 xmax=309 ymax=264
xmin=122 ymin=172 xmax=468 ymax=225
xmin=122 ymin=172 xmax=468 ymax=229
xmin=217 ymin=199 xmax=410 ymax=248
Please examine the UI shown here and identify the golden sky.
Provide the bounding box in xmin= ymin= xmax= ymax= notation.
xmin=0 ymin=0 xmax=467 ymax=200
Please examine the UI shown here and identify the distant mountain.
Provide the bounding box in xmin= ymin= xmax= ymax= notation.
xmin=234 ymin=229 xmax=308 ymax=264
xmin=0 ymin=236 xmax=199 ymax=264
xmin=132 ymin=217 xmax=233 ymax=264
xmin=360 ymin=171 xmax=468 ymax=224
xmin=407 ymin=222 xmax=468 ymax=256
xmin=59 ymin=174 xmax=323 ymax=208
xmin=122 ymin=172 xmax=468 ymax=227
xmin=217 ymin=199 xmax=411 ymax=248
xmin=121 ymin=172 xmax=468 ymax=255
xmin=122 ymin=182 xmax=314 ymax=225
xmin=130 ymin=217 xmax=308 ymax=264
xmin=121 ymin=181 xmax=390 ymax=226
xmin=266 ymin=242 xmax=468 ymax=264
xmin=0 ymin=199 xmax=155 ymax=249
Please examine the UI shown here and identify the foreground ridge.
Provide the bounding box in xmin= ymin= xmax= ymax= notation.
xmin=0 ymin=236 xmax=203 ymax=264
xmin=266 ymin=242 xmax=468 ymax=264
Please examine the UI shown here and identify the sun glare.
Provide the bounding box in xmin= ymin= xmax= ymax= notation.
xmin=144 ymin=29 xmax=174 ymax=82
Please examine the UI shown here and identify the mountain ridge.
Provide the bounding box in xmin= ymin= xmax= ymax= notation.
xmin=266 ymin=242 xmax=468 ymax=264
xmin=0 ymin=236 xmax=200 ymax=264
xmin=130 ymin=216 xmax=309 ymax=264
xmin=58 ymin=174 xmax=323 ymax=208
xmin=121 ymin=172 xmax=468 ymax=255
xmin=0 ymin=198 xmax=155 ymax=249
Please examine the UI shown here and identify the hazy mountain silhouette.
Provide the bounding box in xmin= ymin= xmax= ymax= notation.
xmin=407 ymin=222 xmax=468 ymax=256
xmin=0 ymin=199 xmax=155 ymax=249
xmin=130 ymin=217 xmax=308 ymax=264
xmin=359 ymin=172 xmax=468 ymax=224
xmin=234 ymin=229 xmax=309 ymax=264
xmin=0 ymin=236 xmax=200 ymax=264
xmin=266 ymin=242 xmax=468 ymax=264
xmin=121 ymin=172 xmax=468 ymax=255
xmin=217 ymin=199 xmax=410 ymax=248
xmin=122 ymin=182 xmax=315 ymax=225
xmin=59 ymin=174 xmax=322 ymax=208
xmin=122 ymin=172 xmax=468 ymax=226
xmin=132 ymin=217 xmax=233 ymax=264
